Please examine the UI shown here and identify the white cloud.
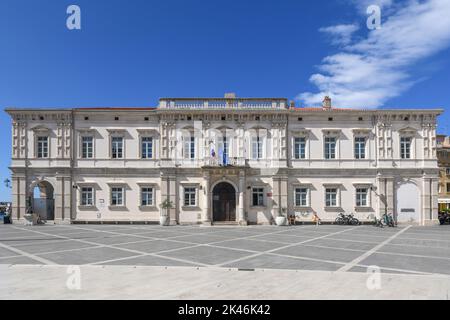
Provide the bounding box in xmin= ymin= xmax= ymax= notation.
xmin=319 ymin=24 xmax=360 ymax=46
xmin=298 ymin=0 xmax=450 ymax=108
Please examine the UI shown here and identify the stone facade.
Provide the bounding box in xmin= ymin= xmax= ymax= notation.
xmin=437 ymin=135 xmax=450 ymax=211
xmin=6 ymin=96 xmax=443 ymax=225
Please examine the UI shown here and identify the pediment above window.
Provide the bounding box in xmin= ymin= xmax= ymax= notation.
xmin=322 ymin=129 xmax=341 ymax=136
xmin=31 ymin=125 xmax=50 ymax=133
xmin=136 ymin=128 xmax=159 ymax=136
xmin=291 ymin=129 xmax=311 ymax=137
xmin=398 ymin=127 xmax=418 ymax=136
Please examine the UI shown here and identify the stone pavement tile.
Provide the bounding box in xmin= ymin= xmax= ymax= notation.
xmin=306 ymin=238 xmax=377 ymax=251
xmin=0 ymin=247 xmax=21 ymax=258
xmin=223 ymin=253 xmax=341 ymax=271
xmin=1 ymin=236 xmax=61 ymax=246
xmin=273 ymin=244 xmax=363 ymax=263
xmin=101 ymin=228 xmax=162 ymax=235
xmin=0 ymin=256 xmax=42 ymax=265
xmin=99 ymin=255 xmax=198 ymax=267
xmin=399 ymin=232 xmax=450 ymax=241
xmin=37 ymin=247 xmax=138 ymax=265
xmin=389 ymin=238 xmax=450 ymax=248
xmin=169 ymin=234 xmax=233 ymax=244
xmin=129 ymin=230 xmax=191 ymax=239
xmin=114 ymin=240 xmax=196 ymax=253
xmin=250 ymin=233 xmax=317 ymax=244
xmin=378 ymin=244 xmax=450 ymax=259
xmin=359 ymin=253 xmax=450 ymax=275
xmin=10 ymin=240 xmax=97 ymax=255
xmin=158 ymin=245 xmax=250 ymax=265
xmin=280 ymin=229 xmax=335 ymax=237
xmin=211 ymin=239 xmax=287 ymax=252
xmin=86 ymin=235 xmax=151 ymax=245
xmin=347 ymin=266 xmax=423 ymax=275
xmin=213 ymin=230 xmax=269 ymax=238
xmin=325 ymin=233 xmax=388 ymax=243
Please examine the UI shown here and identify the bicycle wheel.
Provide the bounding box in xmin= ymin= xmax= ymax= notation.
xmin=351 ymin=218 xmax=360 ymax=225
xmin=335 ymin=217 xmax=344 ymax=225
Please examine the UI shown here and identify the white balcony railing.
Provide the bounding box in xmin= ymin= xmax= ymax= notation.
xmin=159 ymin=98 xmax=288 ymax=110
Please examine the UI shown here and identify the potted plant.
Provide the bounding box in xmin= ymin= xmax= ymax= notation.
xmin=275 ymin=207 xmax=287 ymax=226
xmin=160 ymin=198 xmax=173 ymax=226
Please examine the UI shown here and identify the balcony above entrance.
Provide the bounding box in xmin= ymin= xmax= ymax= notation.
xmin=158 ymin=93 xmax=288 ymax=110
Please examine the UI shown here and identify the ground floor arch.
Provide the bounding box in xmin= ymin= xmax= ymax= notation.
xmin=29 ymin=180 xmax=55 ymax=221
xmin=396 ymin=181 xmax=421 ymax=223
xmin=212 ymin=181 xmax=237 ymax=222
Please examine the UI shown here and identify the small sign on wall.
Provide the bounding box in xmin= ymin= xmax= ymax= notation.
xmin=267 ymin=193 xmax=273 ymax=198
xmin=99 ymin=199 xmax=105 ymax=208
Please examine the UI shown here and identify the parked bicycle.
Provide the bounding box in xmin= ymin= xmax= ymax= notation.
xmin=374 ymin=213 xmax=396 ymax=228
xmin=335 ymin=213 xmax=360 ymax=225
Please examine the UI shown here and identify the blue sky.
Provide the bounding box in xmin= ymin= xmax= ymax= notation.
xmin=1 ymin=0 xmax=450 ymax=201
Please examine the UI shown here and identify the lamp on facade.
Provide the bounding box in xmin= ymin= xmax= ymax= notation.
xmin=4 ymin=178 xmax=11 ymax=189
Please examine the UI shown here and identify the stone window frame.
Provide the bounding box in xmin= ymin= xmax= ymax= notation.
xmin=353 ymin=183 xmax=373 ymax=210
xmin=33 ymin=126 xmax=51 ymax=159
xmin=107 ymin=182 xmax=127 ymax=209
xmin=181 ymin=183 xmax=200 ymax=208
xmin=322 ymin=129 xmax=341 ymax=160
xmin=139 ymin=185 xmax=155 ymax=207
xmin=323 ymin=184 xmax=342 ymax=209
xmin=78 ymin=183 xmax=96 ymax=208
xmin=293 ymin=184 xmax=311 ymax=208
xmin=291 ymin=130 xmax=310 ymax=160
xmin=107 ymin=129 xmax=127 ymax=160
xmin=137 ymin=129 xmax=159 ymax=160
xmin=398 ymin=127 xmax=417 ymax=160
xmin=251 ymin=186 xmax=266 ymax=207
xmin=77 ymin=130 xmax=96 ymax=159
xmin=352 ymin=129 xmax=371 ymax=160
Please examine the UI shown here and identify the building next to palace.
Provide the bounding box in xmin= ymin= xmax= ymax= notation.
xmin=6 ymin=94 xmax=443 ymax=226
xmin=437 ymin=135 xmax=450 ymax=211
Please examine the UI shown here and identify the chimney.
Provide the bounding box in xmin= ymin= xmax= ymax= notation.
xmin=322 ymin=96 xmax=332 ymax=110
xmin=289 ymin=100 xmax=295 ymax=108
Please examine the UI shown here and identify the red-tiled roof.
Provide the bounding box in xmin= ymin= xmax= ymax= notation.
xmin=75 ymin=107 xmax=157 ymax=111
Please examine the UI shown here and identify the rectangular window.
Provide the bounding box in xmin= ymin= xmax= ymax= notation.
xmin=111 ymin=187 xmax=124 ymax=206
xmin=447 ymin=183 xmax=450 ymax=193
xmin=324 ymin=137 xmax=336 ymax=159
xmin=37 ymin=136 xmax=49 ymax=158
xmin=400 ymin=137 xmax=411 ymax=159
xmin=325 ymin=188 xmax=338 ymax=207
xmin=141 ymin=137 xmax=153 ymax=159
xmin=141 ymin=187 xmax=154 ymax=206
xmin=81 ymin=187 xmax=94 ymax=206
xmin=111 ymin=137 xmax=123 ymax=159
xmin=184 ymin=187 xmax=196 ymax=206
xmin=356 ymin=188 xmax=368 ymax=207
xmin=295 ymin=188 xmax=308 ymax=207
xmin=252 ymin=188 xmax=265 ymax=206
xmin=252 ymin=137 xmax=263 ymax=159
xmin=81 ymin=136 xmax=93 ymax=159
xmin=446 ymin=168 xmax=450 ymax=176
xmin=354 ymin=137 xmax=366 ymax=159
xmin=294 ymin=137 xmax=306 ymax=159
xmin=184 ymin=136 xmax=195 ymax=159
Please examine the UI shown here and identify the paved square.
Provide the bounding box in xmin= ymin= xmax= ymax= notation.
xmin=0 ymin=224 xmax=449 ymax=275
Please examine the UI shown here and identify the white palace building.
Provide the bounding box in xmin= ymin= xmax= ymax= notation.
xmin=6 ymin=94 xmax=443 ymax=226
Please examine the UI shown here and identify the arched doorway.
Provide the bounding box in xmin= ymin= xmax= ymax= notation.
xmin=212 ymin=182 xmax=236 ymax=222
xmin=396 ymin=182 xmax=420 ymax=224
xmin=30 ymin=181 xmax=55 ymax=221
